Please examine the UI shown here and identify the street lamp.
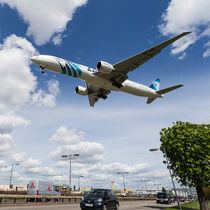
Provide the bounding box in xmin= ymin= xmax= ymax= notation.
xmin=140 ymin=179 xmax=150 ymax=194
xmin=61 ymin=153 xmax=80 ymax=190
xmin=116 ymin=172 xmax=129 ymax=192
xmin=78 ymin=175 xmax=84 ymax=190
xmin=154 ymin=183 xmax=161 ymax=191
xmin=9 ymin=162 xmax=20 ymax=189
xmin=150 ymin=148 xmax=182 ymax=210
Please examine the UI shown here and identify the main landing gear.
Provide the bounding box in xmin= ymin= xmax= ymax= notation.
xmin=101 ymin=95 xmax=107 ymax=100
xmin=112 ymin=80 xmax=122 ymax=88
xmin=110 ymin=79 xmax=123 ymax=88
xmin=98 ymin=94 xmax=107 ymax=100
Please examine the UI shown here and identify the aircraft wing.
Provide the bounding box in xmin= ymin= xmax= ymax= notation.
xmin=86 ymin=83 xmax=111 ymax=107
xmin=113 ymin=32 xmax=191 ymax=74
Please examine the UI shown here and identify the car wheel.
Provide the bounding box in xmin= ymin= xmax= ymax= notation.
xmin=115 ymin=203 xmax=119 ymax=210
xmin=102 ymin=205 xmax=108 ymax=210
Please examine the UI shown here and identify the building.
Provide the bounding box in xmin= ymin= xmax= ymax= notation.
xmin=0 ymin=185 xmax=27 ymax=191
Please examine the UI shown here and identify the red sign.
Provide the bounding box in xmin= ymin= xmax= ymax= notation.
xmin=30 ymin=182 xmax=35 ymax=188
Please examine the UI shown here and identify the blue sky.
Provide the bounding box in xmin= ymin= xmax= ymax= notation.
xmin=0 ymin=0 xmax=210 ymax=191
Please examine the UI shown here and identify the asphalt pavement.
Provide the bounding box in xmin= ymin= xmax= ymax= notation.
xmin=0 ymin=200 xmax=177 ymax=210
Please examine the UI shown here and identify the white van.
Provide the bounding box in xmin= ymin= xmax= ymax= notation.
xmin=27 ymin=180 xmax=61 ymax=196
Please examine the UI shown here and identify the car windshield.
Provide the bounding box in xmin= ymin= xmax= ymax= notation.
xmin=87 ymin=189 xmax=107 ymax=196
xmin=157 ymin=193 xmax=167 ymax=198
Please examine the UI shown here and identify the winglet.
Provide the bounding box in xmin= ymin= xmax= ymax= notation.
xmin=182 ymin=32 xmax=192 ymax=35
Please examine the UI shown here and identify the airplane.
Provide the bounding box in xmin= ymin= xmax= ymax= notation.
xmin=31 ymin=32 xmax=190 ymax=107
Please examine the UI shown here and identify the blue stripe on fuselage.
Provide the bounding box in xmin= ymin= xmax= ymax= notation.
xmin=68 ymin=62 xmax=78 ymax=77
xmin=71 ymin=62 xmax=82 ymax=76
xmin=61 ymin=65 xmax=66 ymax=75
xmin=66 ymin=63 xmax=72 ymax=76
xmin=56 ymin=60 xmax=66 ymax=75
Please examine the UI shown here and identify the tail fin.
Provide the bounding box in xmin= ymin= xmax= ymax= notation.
xmin=147 ymin=84 xmax=183 ymax=104
xmin=149 ymin=79 xmax=160 ymax=91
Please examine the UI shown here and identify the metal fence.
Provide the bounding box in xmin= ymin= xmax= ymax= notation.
xmin=0 ymin=194 xmax=154 ymax=205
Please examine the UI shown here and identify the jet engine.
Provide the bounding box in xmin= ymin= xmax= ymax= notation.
xmin=97 ymin=61 xmax=115 ymax=74
xmin=75 ymin=86 xmax=88 ymax=96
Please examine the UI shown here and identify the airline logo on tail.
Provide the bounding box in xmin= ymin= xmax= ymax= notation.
xmin=149 ymin=79 xmax=160 ymax=91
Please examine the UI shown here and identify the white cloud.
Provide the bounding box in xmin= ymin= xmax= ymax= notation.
xmin=203 ymin=40 xmax=210 ymax=57
xmin=159 ymin=0 xmax=210 ymax=57
xmin=10 ymin=152 xmax=26 ymax=163
xmin=49 ymin=126 xmax=105 ymax=164
xmin=87 ymin=162 xmax=149 ymax=175
xmin=0 ymin=160 xmax=7 ymax=167
xmin=171 ymin=33 xmax=197 ymax=55
xmin=0 ymin=0 xmax=88 ymax=45
xmin=50 ymin=126 xmax=83 ymax=145
xmin=203 ymin=48 xmax=210 ymax=58
xmin=52 ymin=34 xmax=62 ymax=46
xmin=31 ymin=80 xmax=60 ymax=108
xmin=0 ymin=34 xmax=61 ymax=166
xmin=23 ymin=165 xmax=61 ymax=178
xmin=0 ymin=112 xmax=30 ymax=134
xmin=0 ymin=34 xmax=37 ymax=112
xmin=23 ymin=157 xmax=42 ymax=168
xmin=0 ymin=133 xmax=15 ymax=157
xmin=52 ymin=141 xmax=105 ymax=165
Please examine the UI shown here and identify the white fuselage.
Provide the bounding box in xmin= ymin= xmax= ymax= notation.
xmin=30 ymin=55 xmax=163 ymax=99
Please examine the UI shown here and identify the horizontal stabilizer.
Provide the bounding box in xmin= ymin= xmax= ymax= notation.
xmin=147 ymin=98 xmax=156 ymax=104
xmin=147 ymin=84 xmax=183 ymax=104
xmin=156 ymin=84 xmax=183 ymax=95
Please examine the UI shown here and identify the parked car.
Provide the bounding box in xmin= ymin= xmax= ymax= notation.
xmin=179 ymin=196 xmax=185 ymax=202
xmin=156 ymin=192 xmax=171 ymax=204
xmin=80 ymin=189 xmax=119 ymax=210
xmin=27 ymin=180 xmax=60 ymax=201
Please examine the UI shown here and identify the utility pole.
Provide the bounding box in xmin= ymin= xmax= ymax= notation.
xmin=140 ymin=179 xmax=150 ymax=194
xmin=150 ymin=148 xmax=182 ymax=210
xmin=61 ymin=154 xmax=80 ymax=191
xmin=9 ymin=163 xmax=20 ymax=189
xmin=116 ymin=172 xmax=129 ymax=192
xmin=78 ymin=175 xmax=84 ymax=190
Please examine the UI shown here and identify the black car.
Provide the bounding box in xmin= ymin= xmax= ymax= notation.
xmin=156 ymin=192 xmax=171 ymax=204
xmin=80 ymin=189 xmax=119 ymax=210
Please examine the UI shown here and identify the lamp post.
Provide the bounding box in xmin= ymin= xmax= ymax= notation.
xmin=154 ymin=183 xmax=161 ymax=191
xmin=116 ymin=172 xmax=129 ymax=192
xmin=140 ymin=179 xmax=150 ymax=194
xmin=61 ymin=154 xmax=80 ymax=190
xmin=149 ymin=148 xmax=182 ymax=210
xmin=9 ymin=163 xmax=20 ymax=189
xmin=78 ymin=175 xmax=84 ymax=190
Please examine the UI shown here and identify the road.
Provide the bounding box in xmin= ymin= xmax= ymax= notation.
xmin=0 ymin=200 xmax=177 ymax=210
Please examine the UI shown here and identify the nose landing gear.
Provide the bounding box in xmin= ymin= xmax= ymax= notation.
xmin=40 ymin=65 xmax=45 ymax=74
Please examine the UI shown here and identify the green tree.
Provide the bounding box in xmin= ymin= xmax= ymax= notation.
xmin=160 ymin=121 xmax=210 ymax=210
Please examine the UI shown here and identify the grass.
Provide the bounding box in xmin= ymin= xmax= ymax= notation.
xmin=165 ymin=201 xmax=202 ymax=210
